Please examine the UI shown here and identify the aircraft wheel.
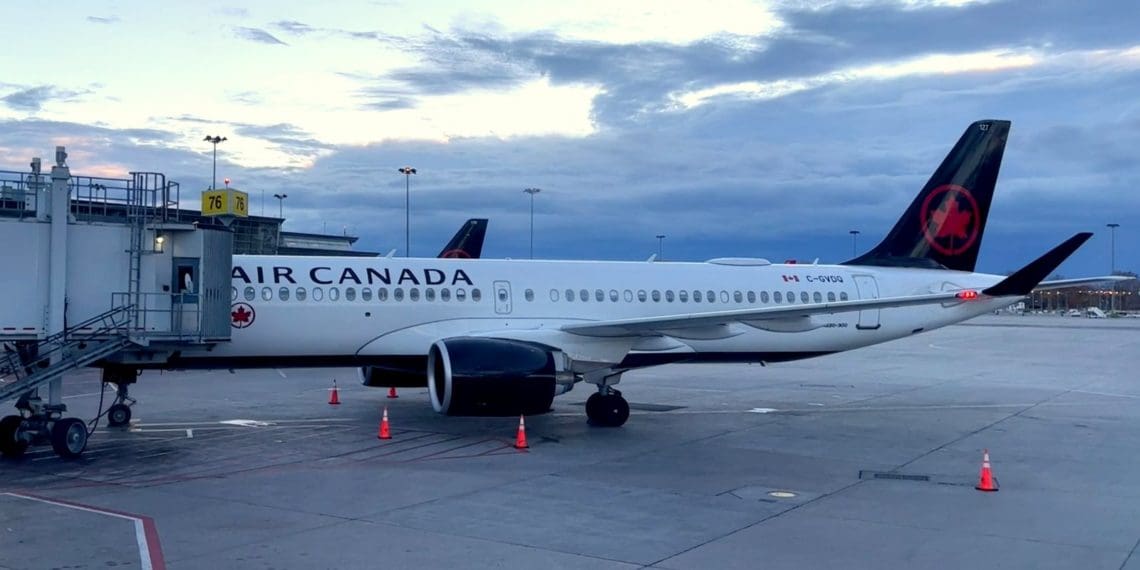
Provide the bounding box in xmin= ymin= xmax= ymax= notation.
xmin=586 ymin=393 xmax=630 ymax=427
xmin=107 ymin=403 xmax=132 ymax=427
xmin=50 ymin=418 xmax=88 ymax=458
xmin=0 ymin=415 xmax=29 ymax=458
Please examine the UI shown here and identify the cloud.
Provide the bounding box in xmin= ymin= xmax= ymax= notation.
xmin=234 ymin=27 xmax=288 ymax=46
xmin=271 ymin=20 xmax=314 ymax=35
xmin=1 ymin=86 xmax=87 ymax=112
xmin=86 ymin=15 xmax=120 ymax=24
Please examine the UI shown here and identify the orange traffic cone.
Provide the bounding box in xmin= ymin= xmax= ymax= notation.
xmin=514 ymin=414 xmax=529 ymax=450
xmin=328 ymin=379 xmax=341 ymax=405
xmin=975 ymin=449 xmax=998 ymax=492
xmin=377 ymin=407 xmax=391 ymax=440
xmin=387 ymin=387 xmax=399 ymax=399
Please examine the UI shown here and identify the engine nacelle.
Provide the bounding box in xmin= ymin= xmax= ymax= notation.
xmin=427 ymin=337 xmax=559 ymax=416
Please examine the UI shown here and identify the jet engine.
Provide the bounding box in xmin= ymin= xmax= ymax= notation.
xmin=427 ymin=337 xmax=563 ymax=416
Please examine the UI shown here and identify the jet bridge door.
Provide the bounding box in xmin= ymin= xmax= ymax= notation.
xmin=853 ymin=275 xmax=881 ymax=330
xmin=493 ymin=280 xmax=512 ymax=315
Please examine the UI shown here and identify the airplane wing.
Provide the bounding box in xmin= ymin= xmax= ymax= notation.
xmin=1034 ymin=276 xmax=1133 ymax=291
xmin=561 ymin=291 xmax=972 ymax=337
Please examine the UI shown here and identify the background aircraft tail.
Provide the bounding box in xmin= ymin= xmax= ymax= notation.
xmin=437 ymin=218 xmax=488 ymax=259
xmin=843 ymin=119 xmax=1010 ymax=272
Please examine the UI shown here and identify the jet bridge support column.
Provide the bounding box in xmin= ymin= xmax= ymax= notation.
xmin=46 ymin=147 xmax=70 ymax=411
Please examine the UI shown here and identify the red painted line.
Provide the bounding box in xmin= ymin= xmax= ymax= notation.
xmin=3 ymin=491 xmax=165 ymax=570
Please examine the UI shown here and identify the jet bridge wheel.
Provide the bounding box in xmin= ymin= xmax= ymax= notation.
xmin=0 ymin=415 xmax=29 ymax=458
xmin=586 ymin=392 xmax=630 ymax=427
xmin=107 ymin=404 xmax=132 ymax=427
xmin=50 ymin=418 xmax=88 ymax=458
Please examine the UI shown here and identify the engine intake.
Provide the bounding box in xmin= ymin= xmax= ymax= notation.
xmin=427 ymin=338 xmax=558 ymax=416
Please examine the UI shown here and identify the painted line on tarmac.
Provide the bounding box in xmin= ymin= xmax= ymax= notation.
xmin=3 ymin=492 xmax=165 ymax=570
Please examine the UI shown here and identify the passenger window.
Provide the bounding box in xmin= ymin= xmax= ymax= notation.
xmin=774 ymin=291 xmax=783 ymax=303
xmin=595 ymin=289 xmax=605 ymax=302
xmin=707 ymin=290 xmax=716 ymax=303
xmin=720 ymin=291 xmax=729 ymax=303
xmin=362 ymin=288 xmax=372 ymax=301
xmin=279 ymin=287 xmax=290 ymax=301
xmin=801 ymin=292 xmax=809 ymax=303
xmin=665 ymin=290 xmax=674 ymax=302
xmin=840 ymin=291 xmax=849 ymax=301
xmin=426 ymin=288 xmax=436 ymax=301
xmin=394 ymin=288 xmax=404 ymax=301
xmin=579 ymin=289 xmax=588 ymax=302
xmin=441 ymin=288 xmax=451 ymax=301
xmin=329 ymin=287 xmax=340 ymax=301
xmin=456 ymin=288 xmax=467 ymax=301
xmin=261 ymin=287 xmax=273 ymax=301
xmin=345 ymin=287 xmax=357 ymax=301
xmin=747 ymin=291 xmax=756 ymax=303
xmin=679 ymin=290 xmax=689 ymax=302
xmin=525 ymin=289 xmax=534 ymax=302
xmin=244 ymin=286 xmax=255 ymax=301
xmin=761 ymin=291 xmax=770 ymax=303
xmin=231 ymin=287 xmax=238 ymax=301
xmin=637 ymin=290 xmax=647 ymax=302
xmin=410 ymin=288 xmax=420 ymax=301
xmin=472 ymin=288 xmax=481 ymax=302
xmin=693 ymin=290 xmax=702 ymax=303
xmin=623 ymin=290 xmax=633 ymax=302
xmin=827 ymin=292 xmax=836 ymax=302
xmin=377 ymin=288 xmax=388 ymax=301
xmin=651 ymin=290 xmax=661 ymax=302
xmin=786 ymin=290 xmax=795 ymax=303
xmin=813 ymin=292 xmax=823 ymax=303
xmin=313 ymin=287 xmax=324 ymax=301
xmin=609 ymin=289 xmax=619 ymax=302
xmin=566 ymin=289 xmax=574 ymax=302
xmin=550 ymin=289 xmax=559 ymax=301
xmin=296 ymin=287 xmax=307 ymax=301
xmin=734 ymin=291 xmax=743 ymax=303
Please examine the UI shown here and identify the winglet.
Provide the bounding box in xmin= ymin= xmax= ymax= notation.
xmin=983 ymin=233 xmax=1093 ymax=297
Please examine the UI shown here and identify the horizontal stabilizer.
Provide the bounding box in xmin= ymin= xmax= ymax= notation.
xmin=1034 ymin=275 xmax=1135 ymax=291
xmin=983 ymin=233 xmax=1093 ymax=297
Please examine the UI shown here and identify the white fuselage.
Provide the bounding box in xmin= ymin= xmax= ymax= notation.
xmin=208 ymin=256 xmax=1011 ymax=371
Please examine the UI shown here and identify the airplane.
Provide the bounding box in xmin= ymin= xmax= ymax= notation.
xmin=157 ymin=119 xmax=1121 ymax=428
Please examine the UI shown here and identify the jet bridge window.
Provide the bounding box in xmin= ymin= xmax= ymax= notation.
xmin=378 ymin=288 xmax=388 ymax=301
xmin=313 ymin=287 xmax=324 ymax=301
xmin=362 ymin=288 xmax=372 ymax=301
xmin=813 ymin=292 xmax=823 ymax=303
xmin=472 ymin=288 xmax=481 ymax=302
xmin=426 ymin=288 xmax=436 ymax=301
xmin=827 ymin=292 xmax=836 ymax=302
xmin=525 ymin=289 xmax=534 ymax=302
xmin=679 ymin=290 xmax=689 ymax=302
xmin=296 ymin=287 xmax=307 ymax=301
xmin=279 ymin=287 xmax=290 ymax=301
xmin=394 ymin=288 xmax=404 ymax=301
xmin=345 ymin=287 xmax=357 ymax=302
xmin=261 ymin=287 xmax=273 ymax=301
xmin=244 ymin=287 xmax=255 ymax=301
xmin=441 ymin=288 xmax=451 ymax=301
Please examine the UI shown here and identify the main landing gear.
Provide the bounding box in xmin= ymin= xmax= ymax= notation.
xmin=585 ymin=371 xmax=629 ymax=427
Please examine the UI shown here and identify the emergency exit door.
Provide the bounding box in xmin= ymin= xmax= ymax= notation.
xmin=493 ymin=281 xmax=512 ymax=314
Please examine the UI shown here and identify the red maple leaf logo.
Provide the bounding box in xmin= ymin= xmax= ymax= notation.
xmin=231 ymin=306 xmax=251 ymax=323
xmin=230 ymin=304 xmax=254 ymax=328
xmin=930 ymin=197 xmax=972 ymax=239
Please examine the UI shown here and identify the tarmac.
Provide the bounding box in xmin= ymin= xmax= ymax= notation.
xmin=2 ymin=313 xmax=1139 ymax=569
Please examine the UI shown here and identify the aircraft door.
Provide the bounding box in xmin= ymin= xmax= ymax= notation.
xmin=493 ymin=281 xmax=512 ymax=315
xmin=853 ymin=275 xmax=881 ymax=330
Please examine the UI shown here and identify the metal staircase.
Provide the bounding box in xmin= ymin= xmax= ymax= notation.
xmin=0 ymin=306 xmax=135 ymax=403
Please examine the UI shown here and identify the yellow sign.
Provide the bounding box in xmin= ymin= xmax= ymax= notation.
xmin=202 ymin=189 xmax=249 ymax=217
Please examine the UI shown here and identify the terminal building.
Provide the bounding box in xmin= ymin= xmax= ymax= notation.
xmin=0 ymin=147 xmax=373 ymax=458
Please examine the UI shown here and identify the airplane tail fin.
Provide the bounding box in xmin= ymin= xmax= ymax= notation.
xmin=843 ymin=120 xmax=1011 ymax=272
xmin=437 ymin=218 xmax=488 ymax=259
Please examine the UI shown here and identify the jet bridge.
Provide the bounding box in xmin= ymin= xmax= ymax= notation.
xmin=0 ymin=147 xmax=233 ymax=458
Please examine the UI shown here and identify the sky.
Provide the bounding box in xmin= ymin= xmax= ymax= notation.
xmin=1 ymin=0 xmax=1138 ymax=278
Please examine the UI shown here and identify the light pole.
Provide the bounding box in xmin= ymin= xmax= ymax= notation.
xmin=203 ymin=135 xmax=227 ymax=190
xmin=849 ymin=230 xmax=860 ymax=257
xmin=399 ymin=166 xmax=416 ymax=257
xmin=1108 ymin=223 xmax=1120 ymax=312
xmin=524 ymin=188 xmax=541 ymax=259
xmin=656 ymin=234 xmax=666 ymax=260
xmin=273 ymin=193 xmax=287 ymax=219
